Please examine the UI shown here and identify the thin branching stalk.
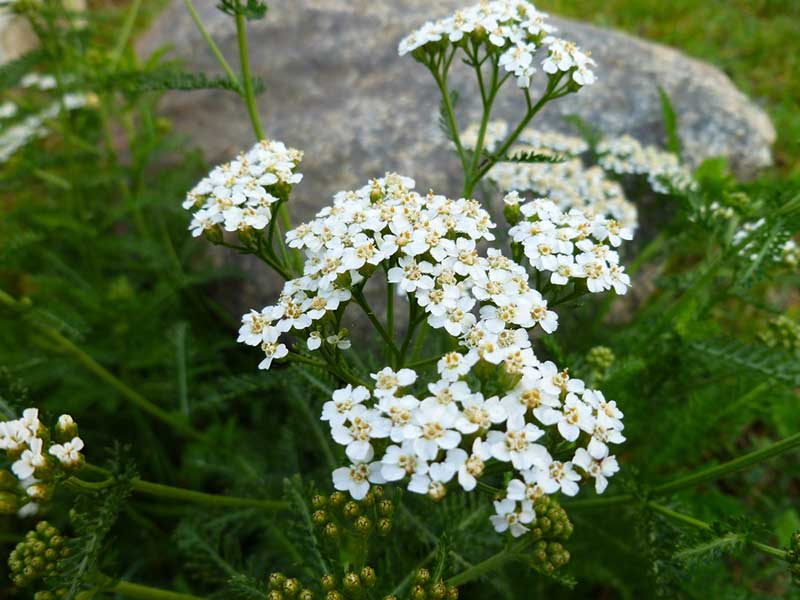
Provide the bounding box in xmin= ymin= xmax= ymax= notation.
xmin=648 ymin=502 xmax=787 ymax=560
xmin=69 ymin=467 xmax=289 ymax=512
xmin=0 ymin=289 xmax=202 ymax=440
xmin=567 ymin=430 xmax=800 ymax=509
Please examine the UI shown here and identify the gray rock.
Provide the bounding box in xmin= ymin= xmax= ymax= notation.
xmin=138 ymin=1 xmax=774 ymax=310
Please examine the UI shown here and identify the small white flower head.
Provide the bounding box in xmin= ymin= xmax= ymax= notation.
xmin=322 ymin=385 xmax=371 ymax=426
xmin=48 ymin=437 xmax=84 ymax=467
xmin=12 ymin=437 xmax=46 ymax=480
xmin=490 ymin=498 xmax=535 ymax=537
xmin=572 ymin=448 xmax=619 ymax=494
xmin=332 ymin=458 xmax=385 ymax=500
xmin=183 ymin=138 xmax=303 ymax=236
xmin=371 ymin=367 xmax=417 ymax=398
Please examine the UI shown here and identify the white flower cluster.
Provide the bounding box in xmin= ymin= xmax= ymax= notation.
xmin=597 ymin=134 xmax=695 ymax=194
xmin=0 ymin=94 xmax=91 ymax=164
xmin=398 ymin=1 xmax=595 ymax=89
xmin=327 ymin=358 xmax=624 ymax=538
xmin=505 ymin=193 xmax=632 ymax=294
xmin=182 ymin=139 xmax=303 ymax=238
xmin=491 ymin=154 xmax=638 ymax=231
xmin=731 ymin=218 xmax=800 ymax=268
xmin=237 ymin=173 xmax=503 ymax=368
xmin=0 ymin=410 xmax=84 ymax=517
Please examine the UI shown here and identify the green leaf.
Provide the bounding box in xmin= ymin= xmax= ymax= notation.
xmin=658 ymin=87 xmax=681 ymax=157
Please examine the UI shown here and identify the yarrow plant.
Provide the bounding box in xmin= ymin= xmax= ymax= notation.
xmin=3 ymin=1 xmax=799 ymax=598
xmin=182 ymin=0 xmax=632 ymax=542
xmin=0 ymin=409 xmax=84 ymax=517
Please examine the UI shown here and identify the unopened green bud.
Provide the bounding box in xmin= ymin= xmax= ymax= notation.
xmin=0 ymin=491 xmax=20 ymax=514
xmin=377 ymin=499 xmax=394 ymax=517
xmin=26 ymin=483 xmax=53 ymax=502
xmin=269 ymin=572 xmax=287 ymax=590
xmin=283 ymin=578 xmax=301 ymax=596
xmin=414 ymin=568 xmax=431 ymax=585
xmin=203 ymin=224 xmax=224 ymax=245
xmin=299 ymin=590 xmax=314 ymax=600
xmin=411 ymin=585 xmax=427 ymax=600
xmin=446 ymin=586 xmax=459 ymax=600
xmin=343 ymin=501 xmax=360 ymax=519
xmin=371 ymin=485 xmax=384 ymax=498
xmin=311 ymin=495 xmax=328 ymax=509
xmin=360 ymin=566 xmax=376 ymax=588
xmin=343 ymin=572 xmax=360 ymax=593
xmin=377 ymin=517 xmax=392 ymax=536
xmin=312 ymin=510 xmax=328 ymax=526
xmin=384 ymin=596 xmax=399 ymax=600
xmin=354 ymin=515 xmax=372 ymax=536
xmin=54 ymin=415 xmax=78 ymax=442
xmin=586 ymin=346 xmax=615 ymax=373
xmin=329 ymin=492 xmax=346 ymax=507
xmin=323 ymin=522 xmax=339 ymax=540
xmin=267 ymin=591 xmax=284 ymax=600
xmin=429 ymin=580 xmax=447 ymax=599
xmin=325 ymin=592 xmax=343 ymax=600
xmin=503 ymin=198 xmax=522 ymax=225
xmin=321 ymin=574 xmax=337 ymax=591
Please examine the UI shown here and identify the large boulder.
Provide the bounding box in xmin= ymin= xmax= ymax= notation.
xmin=140 ymin=0 xmax=774 ymax=204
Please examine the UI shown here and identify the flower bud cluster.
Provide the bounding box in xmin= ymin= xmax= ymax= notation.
xmin=0 ymin=409 xmax=84 ymax=517
xmin=596 ymin=134 xmax=695 ymax=194
xmin=182 ymin=139 xmax=303 ymax=237
xmin=586 ymin=345 xmax=615 ymax=382
xmin=7 ymin=521 xmax=70 ymax=591
xmin=266 ymin=564 xmax=387 ymax=600
xmin=404 ymin=568 xmax=459 ymax=600
xmin=505 ymin=194 xmax=632 ymax=294
xmin=758 ymin=315 xmax=800 ymax=353
xmin=311 ymin=487 xmax=395 ymax=542
xmin=398 ymin=1 xmax=595 ymax=89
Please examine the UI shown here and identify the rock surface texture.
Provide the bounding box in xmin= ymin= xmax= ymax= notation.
xmin=138 ymin=1 xmax=775 ymax=310
xmin=140 ymin=0 xmax=774 ymax=205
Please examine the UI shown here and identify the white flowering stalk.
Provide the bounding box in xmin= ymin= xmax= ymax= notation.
xmin=398 ymin=1 xmax=594 ymax=90
xmin=597 ymin=134 xmax=696 ymax=193
xmin=0 ymin=93 xmax=93 ymax=164
xmin=224 ymin=169 xmax=628 ymax=537
xmin=399 ymin=1 xmax=597 ymax=199
xmin=0 ymin=409 xmax=84 ymax=517
xmin=184 ymin=0 xmax=634 ymax=543
xmin=504 ymin=193 xmax=632 ymax=294
xmin=182 ymin=139 xmax=303 ymax=238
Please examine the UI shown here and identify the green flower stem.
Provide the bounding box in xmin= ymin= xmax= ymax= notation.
xmin=70 ymin=470 xmax=289 ymax=512
xmin=653 ymin=430 xmax=800 ymax=496
xmin=351 ymin=287 xmax=400 ymax=362
xmin=77 ymin=578 xmax=203 ymax=600
xmin=567 ymin=430 xmax=800 ymax=510
xmin=183 ymin=0 xmax=241 ymax=89
xmin=0 ymin=289 xmax=202 ymax=440
xmin=285 ymin=351 xmax=367 ymax=387
xmin=387 ymin=281 xmax=396 ymax=353
xmin=432 ymin=62 xmax=469 ymax=175
xmin=446 ymin=539 xmax=530 ymax=587
xmin=648 ymin=502 xmax=787 ymax=560
xmin=110 ymin=0 xmax=143 ymax=67
xmin=465 ymin=75 xmax=564 ymax=196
